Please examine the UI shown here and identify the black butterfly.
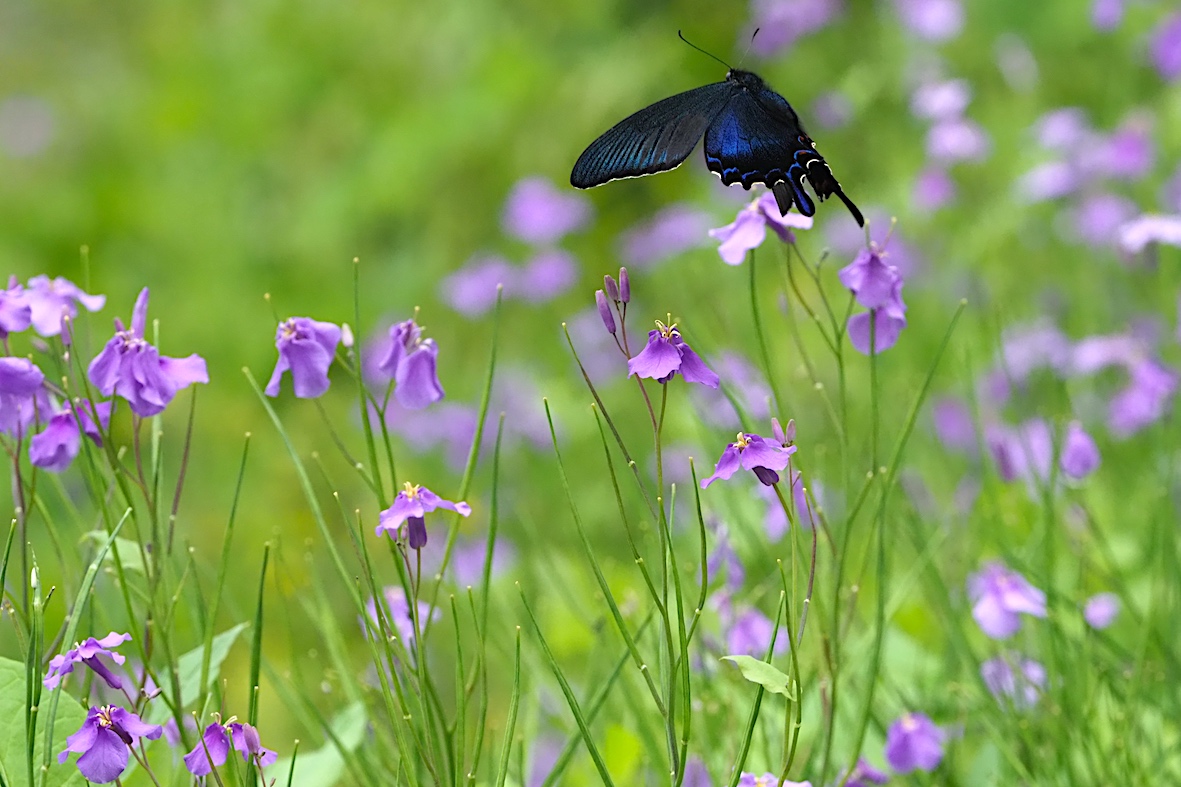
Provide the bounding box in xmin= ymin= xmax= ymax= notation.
xmin=571 ymin=68 xmax=864 ymax=227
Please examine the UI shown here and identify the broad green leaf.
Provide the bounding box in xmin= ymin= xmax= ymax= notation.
xmin=0 ymin=656 xmax=87 ymax=787
xmin=721 ymin=655 xmax=796 ymax=700
xmin=81 ymin=532 xmax=149 ymax=575
xmin=269 ymin=701 xmax=367 ymax=787
xmin=148 ymin=623 xmax=248 ymax=724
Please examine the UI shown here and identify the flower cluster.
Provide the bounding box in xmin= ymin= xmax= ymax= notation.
xmin=441 ymin=176 xmax=586 ymax=315
xmin=0 ymin=280 xmax=208 ymax=474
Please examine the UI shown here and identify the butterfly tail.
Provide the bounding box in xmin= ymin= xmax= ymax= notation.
xmin=834 ymin=188 xmax=865 ymax=227
xmin=771 ymin=181 xmax=794 ymax=216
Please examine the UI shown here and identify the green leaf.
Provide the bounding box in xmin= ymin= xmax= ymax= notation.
xmin=81 ymin=532 xmax=149 ymax=574
xmin=269 ymin=701 xmax=367 ymax=787
xmin=148 ymin=623 xmax=248 ymax=724
xmin=721 ymin=655 xmax=796 ymax=700
xmin=0 ymin=657 xmax=87 ymax=787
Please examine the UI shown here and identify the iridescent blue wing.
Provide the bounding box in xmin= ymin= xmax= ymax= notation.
xmin=705 ymin=87 xmax=864 ymax=226
xmin=571 ymin=82 xmax=734 ymax=189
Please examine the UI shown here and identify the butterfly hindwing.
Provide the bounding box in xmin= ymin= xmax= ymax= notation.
xmin=570 ymin=82 xmax=733 ymax=188
xmin=570 ymin=68 xmax=864 ymax=226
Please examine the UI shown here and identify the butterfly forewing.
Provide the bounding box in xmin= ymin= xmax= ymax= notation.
xmin=570 ymin=82 xmax=733 ymax=188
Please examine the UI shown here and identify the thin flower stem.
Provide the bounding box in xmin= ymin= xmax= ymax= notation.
xmin=748 ymin=248 xmax=785 ymax=415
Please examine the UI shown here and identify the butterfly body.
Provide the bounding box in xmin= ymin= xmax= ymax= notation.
xmin=571 ymin=69 xmax=864 ymax=226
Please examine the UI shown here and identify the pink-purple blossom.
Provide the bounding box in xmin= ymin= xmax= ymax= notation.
xmin=0 ymin=356 xmax=47 ymax=437
xmin=839 ymin=245 xmax=908 ymax=355
xmin=747 ymin=0 xmax=843 ymax=57
xmin=376 ymin=482 xmax=471 ymax=549
xmin=44 ymin=631 xmax=132 ymax=690
xmin=59 ymin=705 xmax=162 ymax=784
xmin=981 ymin=654 xmax=1045 ymax=709
xmin=29 ymin=399 xmax=110 ymax=473
xmin=501 ymin=176 xmax=591 ymax=245
xmin=363 ymin=585 xmax=439 ymax=643
xmin=265 ymin=316 xmax=341 ymax=399
xmin=1060 ymin=421 xmax=1100 ymax=479
xmin=377 ymin=318 xmax=444 ymax=409
xmin=88 ymin=288 xmax=208 ymax=416
xmin=892 ymin=0 xmax=963 ymax=40
xmin=701 ymin=432 xmax=796 ymax=488
xmin=709 ymin=191 xmax=813 ymax=265
xmin=1118 ymin=214 xmax=1181 ymax=254
xmin=885 ymin=712 xmax=945 ymax=773
xmin=0 ymin=276 xmax=32 ymax=335
xmin=968 ymin=562 xmax=1046 ymax=639
xmin=1083 ymin=592 xmax=1120 ymax=629
xmin=183 ymin=720 xmax=277 ymax=776
xmin=628 ymin=322 xmax=719 ymax=387
xmin=24 ymin=275 xmax=105 ymax=338
xmin=1150 ymin=13 xmax=1181 ymax=81
xmin=618 ymin=204 xmax=711 ymax=268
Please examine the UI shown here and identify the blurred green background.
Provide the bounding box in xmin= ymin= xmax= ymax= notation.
xmin=3 ymin=0 xmax=1181 ymax=778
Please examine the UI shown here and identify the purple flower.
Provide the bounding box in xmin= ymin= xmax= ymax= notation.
xmin=1091 ymin=122 xmax=1154 ymax=181
xmin=24 ymin=275 xmax=105 ymax=338
xmin=183 ymin=720 xmax=277 ymax=776
xmin=442 ymin=254 xmax=513 ymax=316
xmin=1067 ymin=192 xmax=1138 ymax=247
xmin=628 ymin=321 xmax=719 ymax=387
xmin=376 ymin=482 xmax=471 ymax=549
xmin=595 ymin=290 xmax=616 ymax=334
xmin=847 ymin=299 xmax=907 ymax=355
xmin=502 ymin=176 xmax=591 ymax=244
xmin=0 ymin=276 xmax=32 ymax=335
xmin=707 ymin=520 xmax=746 ymax=592
xmin=1092 ymin=0 xmax=1123 ymax=30
xmin=725 ymin=607 xmax=788 ymax=657
xmin=44 ymin=631 xmax=132 ymax=690
xmin=363 ymin=586 xmax=438 ymax=644
xmin=1118 ymin=214 xmax=1181 ymax=254
xmin=910 ymin=79 xmax=971 ymax=121
xmin=931 ymin=396 xmax=976 ymax=452
xmin=709 ymin=192 xmax=813 ymax=265
xmin=1150 ymin=13 xmax=1181 ymax=81
xmin=1016 ymin=161 xmax=1081 ymax=203
xmin=926 ymin=117 xmax=991 ymax=163
xmin=839 ymin=244 xmax=908 ymax=355
xmin=987 ymin=420 xmax=1053 ymax=484
xmin=884 ymin=712 xmax=945 ymax=773
xmin=265 ymin=316 xmax=341 ymax=399
xmin=377 ymin=319 xmax=444 ymax=409
xmin=892 ymin=0 xmax=963 ymax=40
xmin=1108 ymin=359 xmax=1177 ymax=436
xmin=914 ymin=167 xmax=956 ymax=211
xmin=839 ymin=246 xmax=903 ymax=311
xmin=59 ymin=705 xmax=162 ymax=784
xmin=618 ymin=204 xmax=711 ymax=268
xmin=1034 ymin=108 xmax=1090 ymax=152
xmin=701 ymin=432 xmax=796 ymax=488
xmin=519 ymin=249 xmax=578 ymax=303
xmin=29 ymin=399 xmax=111 ymax=473
xmin=748 ymin=0 xmax=842 ymax=57
xmin=844 ymin=758 xmax=889 ymax=787
xmin=88 ymin=289 xmax=208 ymax=417
xmin=1083 ymin=592 xmax=1120 ymax=629
xmin=0 ymin=356 xmax=47 ymax=437
xmin=981 ymin=654 xmax=1045 ymax=708
xmin=968 ymin=562 xmax=1046 ymax=639
xmin=993 ymin=320 xmax=1073 ymax=389
xmin=1060 ymin=421 xmax=1100 ymax=479
xmin=684 ymin=757 xmax=713 ymax=787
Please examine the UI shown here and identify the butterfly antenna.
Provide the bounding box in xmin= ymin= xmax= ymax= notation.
xmin=677 ymin=30 xmax=732 ymax=70
xmin=736 ymin=27 xmax=759 ymax=68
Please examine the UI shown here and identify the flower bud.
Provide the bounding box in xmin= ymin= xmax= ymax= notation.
xmin=595 ymin=290 xmax=617 ymax=334
xmin=618 ymin=267 xmax=631 ymax=303
xmin=753 ymin=466 xmax=780 ymax=486
xmin=604 ymin=274 xmax=619 ymax=301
